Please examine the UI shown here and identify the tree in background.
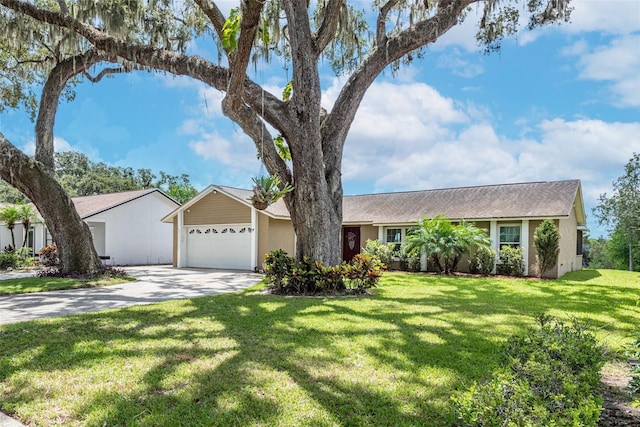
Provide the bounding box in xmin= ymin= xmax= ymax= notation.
xmin=533 ymin=219 xmax=560 ymax=278
xmin=0 ymin=0 xmax=574 ymax=271
xmin=0 ymin=205 xmax=19 ymax=250
xmin=0 ymin=151 xmax=199 ymax=204
xmin=593 ymin=153 xmax=640 ymax=271
xmin=17 ymin=204 xmax=37 ymax=249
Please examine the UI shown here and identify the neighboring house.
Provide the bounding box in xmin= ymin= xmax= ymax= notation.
xmin=0 ymin=189 xmax=180 ymax=266
xmin=162 ymin=179 xmax=586 ymax=278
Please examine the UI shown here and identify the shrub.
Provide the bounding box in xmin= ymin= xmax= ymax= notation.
xmin=344 ymin=253 xmax=386 ymax=289
xmin=453 ymin=315 xmax=605 ymax=427
xmin=0 ymin=252 xmax=20 ymax=270
xmin=263 ymin=249 xmax=294 ymax=292
xmin=398 ymin=252 xmax=421 ymax=272
xmin=408 ymin=254 xmax=422 ymax=272
xmin=534 ymin=219 xmax=560 ymax=278
xmin=468 ymin=246 xmax=496 ymax=275
xmin=263 ymin=250 xmax=385 ymax=295
xmin=38 ymin=244 xmax=59 ymax=267
xmin=496 ymin=245 xmax=525 ymax=276
xmin=626 ymin=337 xmax=640 ymax=402
xmin=361 ymin=239 xmax=395 ymax=267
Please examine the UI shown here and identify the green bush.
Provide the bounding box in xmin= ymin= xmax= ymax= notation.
xmin=361 ymin=239 xmax=395 ymax=267
xmin=263 ymin=250 xmax=385 ymax=295
xmin=534 ymin=219 xmax=560 ymax=278
xmin=398 ymin=251 xmax=421 ymax=272
xmin=263 ymin=249 xmax=293 ymax=293
xmin=626 ymin=337 xmax=640 ymax=402
xmin=453 ymin=315 xmax=605 ymax=426
xmin=0 ymin=252 xmax=20 ymax=270
xmin=496 ymin=245 xmax=525 ymax=276
xmin=468 ymin=246 xmax=496 ymax=275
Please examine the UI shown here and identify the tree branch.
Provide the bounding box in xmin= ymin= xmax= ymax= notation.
xmin=282 ymin=0 xmax=321 ymax=120
xmin=82 ymin=65 xmax=129 ymax=83
xmin=224 ymin=0 xmax=264 ymax=110
xmin=35 ymin=49 xmax=115 ymax=170
xmin=193 ymin=0 xmax=227 ymax=44
xmin=0 ymin=0 xmax=294 ymax=177
xmin=56 ymin=0 xmax=68 ymax=15
xmin=376 ymin=0 xmax=402 ymax=46
xmin=314 ymin=0 xmax=344 ymax=53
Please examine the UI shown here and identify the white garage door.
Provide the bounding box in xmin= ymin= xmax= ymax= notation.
xmin=186 ymin=224 xmax=252 ymax=270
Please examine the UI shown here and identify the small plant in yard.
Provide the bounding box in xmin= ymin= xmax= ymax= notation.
xmin=453 ymin=314 xmax=606 ymax=426
xmin=626 ymin=337 xmax=640 ymax=405
xmin=468 ymin=245 xmax=496 ymax=275
xmin=37 ymin=244 xmax=59 ymax=266
xmin=263 ymin=250 xmax=385 ymax=295
xmin=0 ymin=252 xmax=20 ymax=270
xmin=361 ymin=239 xmax=395 ymax=267
xmin=533 ymin=219 xmax=560 ymax=278
xmin=496 ymin=245 xmax=525 ymax=276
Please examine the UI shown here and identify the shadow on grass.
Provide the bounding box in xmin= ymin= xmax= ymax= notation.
xmin=0 ymin=271 xmax=638 ymax=426
xmin=558 ymin=269 xmax=602 ymax=282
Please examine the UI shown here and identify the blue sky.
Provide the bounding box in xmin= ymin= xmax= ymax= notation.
xmin=0 ymin=1 xmax=639 ymax=237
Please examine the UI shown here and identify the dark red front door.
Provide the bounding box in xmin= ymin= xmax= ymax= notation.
xmin=342 ymin=227 xmax=361 ymax=262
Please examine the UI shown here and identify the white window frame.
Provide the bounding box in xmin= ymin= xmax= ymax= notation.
xmin=499 ymin=224 xmax=521 ymax=251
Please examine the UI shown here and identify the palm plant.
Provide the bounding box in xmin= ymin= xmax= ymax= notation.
xmin=405 ymin=215 xmax=492 ymax=274
xmin=17 ymin=204 xmax=38 ymax=250
xmin=0 ymin=205 xmax=20 ymax=251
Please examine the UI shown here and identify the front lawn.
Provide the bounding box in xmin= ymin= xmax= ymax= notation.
xmin=0 ymin=269 xmax=638 ymax=426
xmin=0 ymin=272 xmax=136 ymax=296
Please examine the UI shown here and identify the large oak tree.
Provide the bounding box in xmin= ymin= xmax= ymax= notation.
xmin=0 ymin=0 xmax=572 ymax=270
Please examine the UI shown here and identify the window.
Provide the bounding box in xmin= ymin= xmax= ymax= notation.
xmin=26 ymin=227 xmax=35 ymax=256
xmin=499 ymin=225 xmax=521 ymax=250
xmin=577 ymin=230 xmax=583 ymax=255
xmin=386 ymin=228 xmax=402 ymax=252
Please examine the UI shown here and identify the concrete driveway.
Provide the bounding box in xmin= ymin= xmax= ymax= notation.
xmin=0 ymin=265 xmax=263 ymax=325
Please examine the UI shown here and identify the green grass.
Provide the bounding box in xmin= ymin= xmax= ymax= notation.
xmin=0 ymin=269 xmax=638 ymax=426
xmin=0 ymin=274 xmax=136 ymax=295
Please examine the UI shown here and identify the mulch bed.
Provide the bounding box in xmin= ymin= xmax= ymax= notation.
xmin=598 ymin=362 xmax=640 ymax=426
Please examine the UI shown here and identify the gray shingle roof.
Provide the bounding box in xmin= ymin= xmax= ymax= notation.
xmin=217 ymin=180 xmax=583 ymax=225
xmin=72 ymin=189 xmax=174 ymax=219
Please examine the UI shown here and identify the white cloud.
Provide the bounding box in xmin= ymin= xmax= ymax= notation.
xmin=22 ymin=136 xmax=78 ymax=156
xmin=565 ymin=1 xmax=640 ymax=35
xmin=188 ymin=129 xmax=260 ymax=173
xmin=338 ymin=80 xmax=640 ymax=229
xmin=565 ymin=34 xmax=640 ymax=107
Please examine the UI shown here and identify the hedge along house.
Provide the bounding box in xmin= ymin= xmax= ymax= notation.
xmin=163 ymin=179 xmax=586 ymax=278
xmin=0 ymin=189 xmax=179 ymax=265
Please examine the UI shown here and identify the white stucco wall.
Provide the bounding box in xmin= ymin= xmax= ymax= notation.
xmin=558 ymin=207 xmax=581 ymax=278
xmin=84 ymin=192 xmax=178 ymax=266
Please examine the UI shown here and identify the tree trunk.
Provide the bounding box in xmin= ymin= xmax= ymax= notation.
xmin=0 ymin=134 xmax=102 ymax=274
xmin=629 ymin=239 xmax=634 ymax=271
xmin=287 ymin=159 xmax=343 ymax=267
